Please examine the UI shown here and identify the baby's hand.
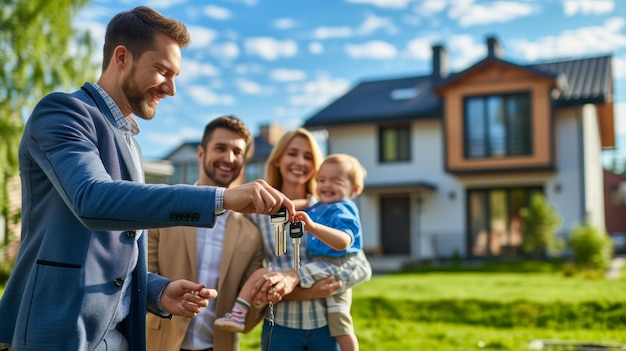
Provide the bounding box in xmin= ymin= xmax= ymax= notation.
xmin=293 ymin=211 xmax=314 ymax=228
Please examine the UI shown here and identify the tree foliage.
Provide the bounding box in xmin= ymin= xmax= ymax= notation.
xmin=520 ymin=193 xmax=563 ymax=258
xmin=0 ymin=0 xmax=97 ymax=249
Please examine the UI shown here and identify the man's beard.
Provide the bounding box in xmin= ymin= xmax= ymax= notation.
xmin=122 ymin=66 xmax=157 ymax=120
xmin=203 ymin=158 xmax=241 ymax=188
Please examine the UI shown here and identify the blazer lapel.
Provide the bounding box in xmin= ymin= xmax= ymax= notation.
xmin=182 ymin=226 xmax=198 ymax=280
xmin=81 ymin=83 xmax=142 ymax=182
xmin=218 ymin=213 xmax=239 ymax=289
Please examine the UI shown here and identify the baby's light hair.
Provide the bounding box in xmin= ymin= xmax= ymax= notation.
xmin=321 ymin=153 xmax=367 ymax=197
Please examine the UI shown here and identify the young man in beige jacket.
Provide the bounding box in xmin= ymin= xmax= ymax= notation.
xmin=147 ymin=116 xmax=265 ymax=351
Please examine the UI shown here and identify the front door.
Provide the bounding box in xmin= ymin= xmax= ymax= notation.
xmin=380 ymin=196 xmax=411 ymax=255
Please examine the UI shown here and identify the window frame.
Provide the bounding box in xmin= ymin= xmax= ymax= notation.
xmin=463 ymin=91 xmax=532 ymax=159
xmin=378 ymin=124 xmax=411 ymax=163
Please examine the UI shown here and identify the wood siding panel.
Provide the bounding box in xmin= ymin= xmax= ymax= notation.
xmin=442 ymin=63 xmax=555 ymax=172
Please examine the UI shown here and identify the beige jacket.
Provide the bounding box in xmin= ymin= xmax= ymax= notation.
xmin=146 ymin=212 xmax=265 ymax=351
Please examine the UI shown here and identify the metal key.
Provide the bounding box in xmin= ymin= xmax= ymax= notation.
xmin=270 ymin=206 xmax=288 ymax=256
xmin=289 ymin=221 xmax=304 ymax=269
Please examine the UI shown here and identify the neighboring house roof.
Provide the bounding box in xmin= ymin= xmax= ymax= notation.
xmin=162 ymin=137 xmax=274 ymax=162
xmin=163 ymin=141 xmax=199 ymax=160
xmin=250 ymin=135 xmax=274 ymax=162
xmin=304 ymin=54 xmax=612 ymax=128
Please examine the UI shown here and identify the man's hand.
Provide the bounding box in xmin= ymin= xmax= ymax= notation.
xmin=223 ymin=179 xmax=295 ymax=216
xmin=160 ymin=279 xmax=218 ymax=318
xmin=250 ymin=270 xmax=300 ymax=306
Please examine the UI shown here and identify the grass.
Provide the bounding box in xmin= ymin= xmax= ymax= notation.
xmin=2 ymin=258 xmax=625 ymax=350
xmin=236 ymin=258 xmax=626 ymax=351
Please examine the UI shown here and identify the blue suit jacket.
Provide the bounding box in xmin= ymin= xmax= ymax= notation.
xmin=0 ymin=83 xmax=220 ymax=351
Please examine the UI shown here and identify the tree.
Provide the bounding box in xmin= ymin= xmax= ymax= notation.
xmin=520 ymin=193 xmax=563 ymax=258
xmin=0 ymin=0 xmax=96 ymax=255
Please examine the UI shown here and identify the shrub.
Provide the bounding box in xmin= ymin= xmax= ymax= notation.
xmin=569 ymin=221 xmax=613 ymax=271
xmin=520 ymin=193 xmax=563 ymax=258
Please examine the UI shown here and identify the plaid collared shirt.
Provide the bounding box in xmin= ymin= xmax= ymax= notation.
xmin=249 ymin=213 xmax=371 ymax=330
xmin=92 ymin=83 xmax=143 ymax=183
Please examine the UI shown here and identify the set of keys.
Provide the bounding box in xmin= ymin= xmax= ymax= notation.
xmin=270 ymin=207 xmax=304 ymax=269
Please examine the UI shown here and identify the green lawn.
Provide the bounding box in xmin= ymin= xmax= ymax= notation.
xmin=237 ymin=259 xmax=626 ymax=351
xmin=2 ymin=259 xmax=625 ymax=350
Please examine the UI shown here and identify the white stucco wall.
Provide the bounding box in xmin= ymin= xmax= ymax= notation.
xmin=582 ymin=104 xmax=606 ymax=229
xmin=326 ymin=120 xmax=465 ymax=259
xmin=552 ymin=109 xmax=585 ymax=234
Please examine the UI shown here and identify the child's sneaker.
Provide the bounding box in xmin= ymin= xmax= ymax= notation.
xmin=215 ymin=313 xmax=245 ymax=332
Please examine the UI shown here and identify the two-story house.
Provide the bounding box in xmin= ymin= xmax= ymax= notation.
xmin=304 ymin=36 xmax=616 ymax=261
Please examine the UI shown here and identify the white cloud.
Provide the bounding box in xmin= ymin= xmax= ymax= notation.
xmin=288 ymin=74 xmax=351 ymax=108
xmin=143 ymin=125 xmax=204 ymax=152
xmin=417 ymin=0 xmax=448 ymax=15
xmin=312 ymin=13 xmax=397 ymax=40
xmin=509 ymin=17 xmax=626 ymax=61
xmin=312 ymin=26 xmax=354 ymax=40
xmin=448 ymin=0 xmax=537 ymax=27
xmin=235 ymin=78 xmax=267 ymax=95
xmin=274 ymin=17 xmax=296 ymax=30
xmin=233 ymin=63 xmax=265 ymax=75
xmin=447 ymin=34 xmax=486 ymax=70
xmin=406 ymin=37 xmax=436 ymax=61
xmin=187 ymin=26 xmax=218 ymax=50
xmin=187 ymin=86 xmax=235 ymax=106
xmin=74 ymin=18 xmax=106 ymax=64
xmin=563 ymin=0 xmax=614 ymax=16
xmin=229 ymin=0 xmax=257 ymax=5
xmin=270 ymin=68 xmax=307 ymax=82
xmin=143 ymin=0 xmax=187 ymax=9
xmin=345 ymin=0 xmax=412 ymax=10
xmin=613 ymin=56 xmax=626 ymax=80
xmin=208 ymin=42 xmax=241 ymax=61
xmin=356 ymin=13 xmax=398 ymax=35
xmin=203 ymin=5 xmax=232 ymax=20
xmin=178 ymin=59 xmax=220 ymax=83
xmin=309 ymin=42 xmax=324 ymax=55
xmin=344 ymin=40 xmax=398 ymax=59
xmin=244 ymin=37 xmax=298 ymax=60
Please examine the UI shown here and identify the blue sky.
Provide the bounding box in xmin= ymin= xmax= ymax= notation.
xmin=77 ymin=0 xmax=626 ymax=165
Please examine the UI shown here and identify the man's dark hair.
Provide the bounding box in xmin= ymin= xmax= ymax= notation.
xmin=102 ymin=6 xmax=190 ymax=71
xmin=201 ymin=116 xmax=255 ymax=160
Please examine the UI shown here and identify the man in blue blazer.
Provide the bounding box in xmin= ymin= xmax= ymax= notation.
xmin=0 ymin=6 xmax=293 ymax=351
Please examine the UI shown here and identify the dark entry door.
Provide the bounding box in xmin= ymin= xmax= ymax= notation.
xmin=380 ymin=196 xmax=411 ymax=255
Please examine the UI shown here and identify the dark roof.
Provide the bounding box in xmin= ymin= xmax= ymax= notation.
xmin=304 ymin=75 xmax=442 ymax=128
xmin=304 ymin=55 xmax=612 ymax=128
xmin=529 ymin=55 xmax=612 ymax=105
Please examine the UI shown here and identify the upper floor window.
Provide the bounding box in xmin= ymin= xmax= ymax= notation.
xmin=379 ymin=125 xmax=411 ymax=163
xmin=464 ymin=92 xmax=532 ymax=158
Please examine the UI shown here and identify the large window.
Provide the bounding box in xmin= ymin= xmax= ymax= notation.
xmin=467 ymin=187 xmax=542 ymax=257
xmin=464 ymin=92 xmax=531 ymax=158
xmin=379 ymin=125 xmax=411 ymax=163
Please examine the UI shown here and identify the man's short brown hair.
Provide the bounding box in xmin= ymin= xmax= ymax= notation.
xmin=102 ymin=6 xmax=190 ymax=71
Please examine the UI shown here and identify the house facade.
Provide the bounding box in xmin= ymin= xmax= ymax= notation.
xmin=304 ymin=36 xmax=615 ymax=260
